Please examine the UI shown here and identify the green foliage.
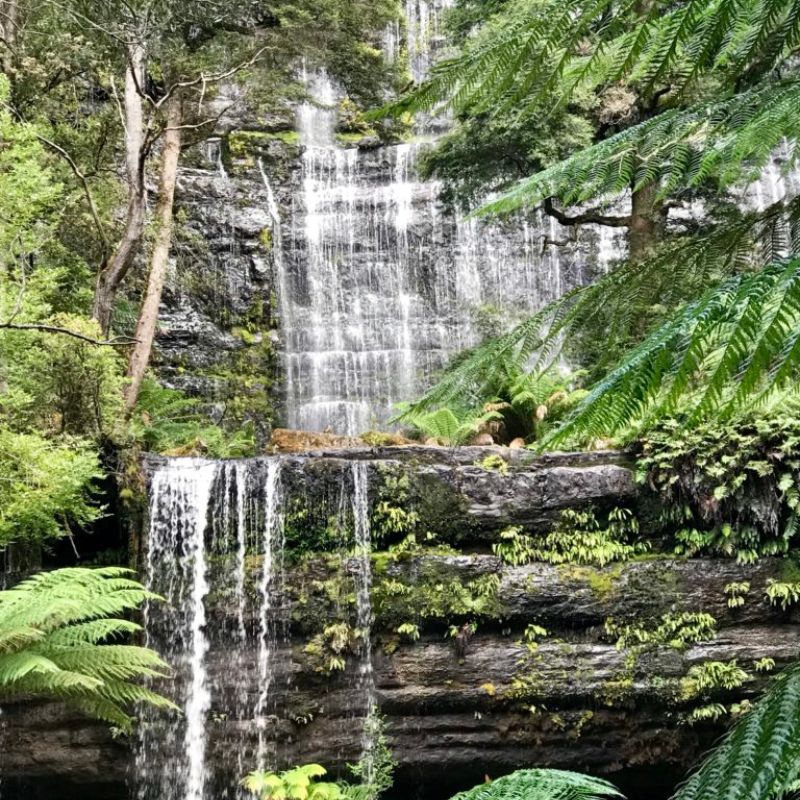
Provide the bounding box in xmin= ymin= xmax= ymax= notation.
xmin=399 ymin=360 xmax=587 ymax=445
xmin=764 ymin=579 xmax=800 ymax=610
xmin=754 ymin=657 xmax=776 ymax=673
xmin=417 ymin=97 xmax=594 ymax=212
xmin=397 ymin=404 xmax=501 ymax=445
xmin=605 ymin=612 xmax=717 ymax=651
xmin=669 ymin=658 xmax=800 ymax=800
xmin=1 ymin=316 xmax=126 ymax=438
xmin=384 ymin=0 xmax=800 ymax=212
xmin=396 ymin=203 xmax=800 ymax=431
xmin=638 ymin=407 xmax=800 ymax=561
xmin=724 ymin=582 xmax=750 ymax=608
xmin=447 ymin=769 xmax=622 ymax=800
xmin=479 ymin=77 xmax=800 ymax=218
xmin=386 ymin=0 xmax=800 ymax=446
xmin=0 ymin=567 xmax=176 ymax=731
xmin=477 ymin=454 xmax=509 ymax=475
xmin=129 ymin=378 xmax=255 ymax=457
xmin=540 ymin=259 xmax=800 ymax=447
xmin=303 ymin=622 xmax=359 ymax=673
xmin=492 ymin=508 xmax=644 ymax=568
xmin=347 ymin=708 xmax=396 ymax=799
xmin=396 ymin=622 xmax=420 ymax=642
xmin=371 ymin=470 xmax=421 ymax=545
xmin=681 ymin=660 xmax=751 ymax=701
xmin=0 ymin=428 xmax=102 ymax=550
xmin=372 ymin=570 xmax=501 ymax=631
xmin=243 ymin=764 xmax=343 ymax=800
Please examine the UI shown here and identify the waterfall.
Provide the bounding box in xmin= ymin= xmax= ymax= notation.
xmin=138 ymin=457 xmax=291 ymax=800
xmin=136 ymin=459 xmax=217 ymax=800
xmin=263 ymin=16 xmax=630 ymax=436
xmin=254 ymin=458 xmax=285 ymax=771
xmin=351 ymin=462 xmax=377 ymax=784
xmin=406 ymin=0 xmax=455 ymax=82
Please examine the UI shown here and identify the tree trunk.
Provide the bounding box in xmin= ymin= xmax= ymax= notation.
xmin=123 ymin=96 xmax=182 ymax=412
xmin=0 ymin=0 xmax=18 ymax=74
xmin=92 ymin=42 xmax=147 ymax=335
xmin=629 ymin=182 xmax=659 ymax=260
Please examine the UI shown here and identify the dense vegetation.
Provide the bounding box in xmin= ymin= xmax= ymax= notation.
xmin=390 ymin=0 xmax=800 ymax=451
xmin=3 ymin=0 xmax=800 ymax=799
xmin=0 ymin=0 xmax=402 ymax=734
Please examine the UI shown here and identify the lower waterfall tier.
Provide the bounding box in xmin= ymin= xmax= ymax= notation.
xmin=1 ymin=552 xmax=796 ymax=799
xmin=2 ymin=447 xmax=797 ymax=800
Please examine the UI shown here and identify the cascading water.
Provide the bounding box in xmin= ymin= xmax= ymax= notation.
xmin=136 ymin=457 xmax=289 ymax=800
xmin=271 ymin=8 xmax=628 ymax=436
xmin=254 ymin=459 xmax=285 ymax=772
xmin=406 ymin=0 xmax=454 ymax=82
xmin=134 ymin=455 xmax=385 ymax=797
xmin=351 ymin=462 xmax=377 ymax=784
xmin=136 ymin=459 xmax=217 ymax=800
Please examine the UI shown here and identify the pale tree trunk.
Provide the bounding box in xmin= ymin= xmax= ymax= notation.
xmin=123 ymin=96 xmax=182 ymax=412
xmin=0 ymin=0 xmax=17 ymax=74
xmin=629 ymin=182 xmax=659 ymax=261
xmin=93 ymin=41 xmax=147 ymax=335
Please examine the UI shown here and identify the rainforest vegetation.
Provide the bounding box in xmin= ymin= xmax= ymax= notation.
xmin=3 ymin=0 xmax=800 ymax=799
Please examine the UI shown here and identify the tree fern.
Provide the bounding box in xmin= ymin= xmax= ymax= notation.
xmin=403 ymin=194 xmax=800 ymax=420
xmin=543 ymin=258 xmax=800 ymax=447
xmin=448 ymin=769 xmax=622 ymax=800
xmin=381 ymin=0 xmax=800 ymax=119
xmin=0 ymin=566 xmax=176 ymax=731
xmin=670 ymin=659 xmax=800 ymax=800
xmin=479 ymin=78 xmax=800 ymax=216
xmin=397 ymin=405 xmax=502 ymax=445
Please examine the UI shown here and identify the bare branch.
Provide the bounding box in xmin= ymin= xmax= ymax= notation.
xmin=543 ymin=197 xmax=631 ymax=228
xmin=37 ymin=135 xmax=110 ymax=256
xmin=155 ymin=45 xmax=271 ymax=108
xmin=43 ymin=1 xmax=130 ymax=46
xmin=0 ymin=322 xmax=137 ymax=347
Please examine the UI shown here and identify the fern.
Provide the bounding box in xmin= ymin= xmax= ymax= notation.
xmin=381 ymin=0 xmax=800 ymax=119
xmin=671 ymin=659 xmax=800 ymax=800
xmin=448 ymin=769 xmax=622 ymax=800
xmin=0 ymin=567 xmax=176 ymax=731
xmin=405 ymin=191 xmax=800 ymax=422
xmin=543 ymin=258 xmax=800 ymax=446
xmin=398 ymin=405 xmax=502 ymax=445
xmin=479 ymin=78 xmax=800 ymax=216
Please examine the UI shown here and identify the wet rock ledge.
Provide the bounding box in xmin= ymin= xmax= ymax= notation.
xmin=1 ymin=448 xmax=798 ymax=800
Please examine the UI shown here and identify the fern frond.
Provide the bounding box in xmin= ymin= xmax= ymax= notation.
xmin=406 ymin=194 xmax=798 ymax=418
xmin=544 ymin=258 xmax=800 ymax=447
xmin=479 ymin=77 xmax=800 ymax=217
xmin=380 ymin=0 xmax=800 ymax=126
xmin=0 ymin=567 xmax=174 ymax=732
xmin=672 ymin=659 xmax=800 ymax=800
xmin=449 ymin=769 xmax=622 ymax=800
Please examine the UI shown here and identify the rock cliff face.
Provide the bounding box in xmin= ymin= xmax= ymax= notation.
xmin=2 ymin=448 xmax=798 ymax=800
xmin=154 ymin=78 xmax=625 ymax=437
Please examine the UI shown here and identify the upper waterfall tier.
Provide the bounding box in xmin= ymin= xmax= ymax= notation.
xmin=274 ymin=67 xmax=626 ymax=435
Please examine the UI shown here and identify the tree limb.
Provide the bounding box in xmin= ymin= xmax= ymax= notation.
xmin=154 ymin=45 xmax=271 ymax=108
xmin=0 ymin=322 xmax=137 ymax=346
xmin=543 ymin=197 xmax=631 ymax=228
xmin=37 ymin=135 xmax=110 ymax=256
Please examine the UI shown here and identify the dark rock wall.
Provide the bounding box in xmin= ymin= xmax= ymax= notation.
xmin=2 ymin=449 xmax=799 ymax=800
xmin=151 ymin=131 xmax=300 ymax=444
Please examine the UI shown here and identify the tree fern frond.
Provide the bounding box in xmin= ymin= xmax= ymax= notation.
xmin=449 ymin=769 xmax=622 ymax=800
xmin=671 ymin=659 xmax=800 ymax=800
xmin=0 ymin=567 xmax=173 ymax=732
xmin=543 ymin=258 xmax=800 ymax=447
xmin=478 ymin=78 xmax=800 ymax=217
xmin=405 ymin=195 xmax=798 ymax=419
